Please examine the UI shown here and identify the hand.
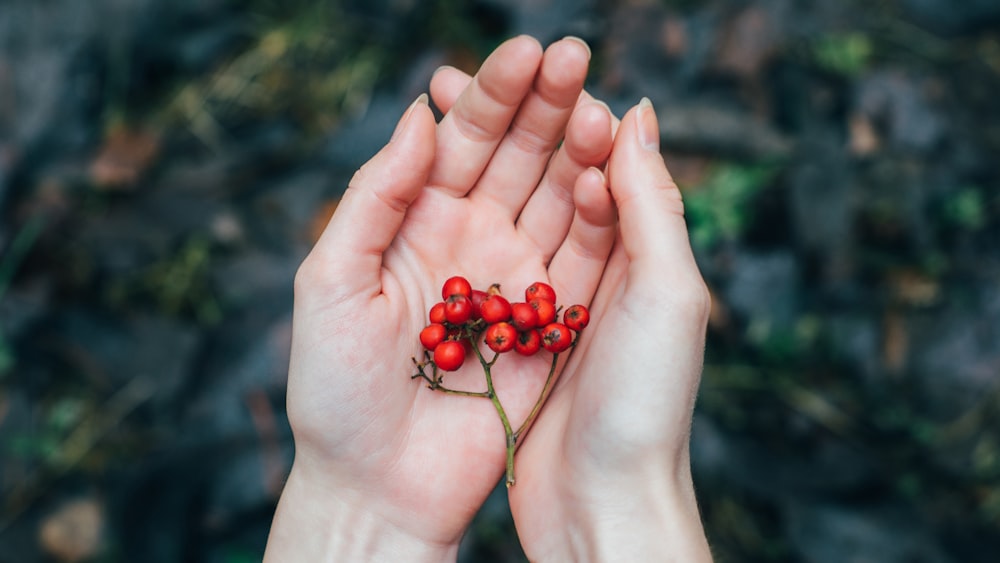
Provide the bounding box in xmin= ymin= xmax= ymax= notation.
xmin=505 ymin=99 xmax=715 ymax=561
xmin=264 ymin=36 xmax=616 ymax=561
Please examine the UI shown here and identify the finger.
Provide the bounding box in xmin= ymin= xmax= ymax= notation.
xmin=427 ymin=35 xmax=543 ymax=197
xmin=516 ymin=99 xmax=613 ymax=262
xmin=303 ymin=96 xmax=436 ymax=299
xmin=429 ymin=65 xmax=621 ymax=132
xmin=428 ymin=65 xmax=471 ymax=116
xmin=606 ymin=98 xmax=701 ymax=287
xmin=547 ymin=167 xmax=618 ymax=307
xmin=468 ymin=37 xmax=592 ymax=214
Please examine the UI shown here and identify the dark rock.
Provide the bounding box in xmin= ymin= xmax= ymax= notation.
xmin=48 ymin=309 xmax=200 ymax=405
xmin=856 ymin=71 xmax=946 ymax=154
xmin=323 ymin=94 xmax=409 ymax=171
xmin=908 ymin=301 xmax=1000 ymax=420
xmin=482 ymin=0 xmax=600 ymax=44
xmin=659 ymin=103 xmax=793 ymax=158
xmin=182 ymin=316 xmax=291 ymax=439
xmin=723 ymin=251 xmax=800 ymax=330
xmin=692 ymin=415 xmax=877 ymax=498
xmin=901 ymin=0 xmax=1000 ymax=35
xmin=786 ymin=501 xmax=956 ymax=563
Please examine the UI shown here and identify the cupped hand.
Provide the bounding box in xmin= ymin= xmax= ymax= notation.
xmin=506 ymin=100 xmax=715 ymax=561
xmin=266 ymin=36 xmax=616 ymax=560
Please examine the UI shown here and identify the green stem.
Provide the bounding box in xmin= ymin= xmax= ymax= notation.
xmin=472 ymin=340 xmax=517 ymax=487
xmin=514 ymin=351 xmax=559 ymax=442
xmin=434 ymin=385 xmax=491 ymax=398
xmin=411 ymin=358 xmax=491 ymax=398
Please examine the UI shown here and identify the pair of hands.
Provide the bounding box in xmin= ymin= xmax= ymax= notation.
xmin=264 ymin=36 xmax=712 ymax=561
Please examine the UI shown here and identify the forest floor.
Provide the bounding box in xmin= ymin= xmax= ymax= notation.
xmin=2 ymin=0 xmax=1000 ymax=561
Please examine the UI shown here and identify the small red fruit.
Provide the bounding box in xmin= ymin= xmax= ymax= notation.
xmin=541 ymin=323 xmax=573 ymax=353
xmin=434 ymin=340 xmax=466 ymax=371
xmin=525 ymin=281 xmax=556 ymax=304
xmin=480 ymin=295 xmax=512 ymax=324
xmin=441 ymin=276 xmax=472 ymax=300
xmin=420 ymin=323 xmax=447 ymax=350
xmin=444 ymin=294 xmax=473 ymax=325
xmin=429 ymin=302 xmax=447 ymax=324
xmin=514 ymin=329 xmax=542 ymax=356
xmin=563 ymin=304 xmax=590 ymax=332
xmin=484 ymin=322 xmax=517 ymax=353
xmin=529 ymin=298 xmax=556 ymax=325
xmin=470 ymin=289 xmax=489 ymax=320
xmin=510 ymin=302 xmax=539 ymax=331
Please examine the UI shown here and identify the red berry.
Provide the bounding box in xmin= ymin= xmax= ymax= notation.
xmin=525 ymin=281 xmax=556 ymax=304
xmin=470 ymin=289 xmax=489 ymax=320
xmin=510 ymin=302 xmax=539 ymax=331
xmin=441 ymin=276 xmax=472 ymax=300
xmin=529 ymin=298 xmax=556 ymax=326
xmin=563 ymin=304 xmax=590 ymax=332
xmin=420 ymin=323 xmax=447 ymax=350
xmin=514 ymin=329 xmax=542 ymax=356
xmin=444 ymin=294 xmax=473 ymax=325
xmin=433 ymin=340 xmax=466 ymax=371
xmin=540 ymin=323 xmax=573 ymax=353
xmin=484 ymin=322 xmax=517 ymax=353
xmin=429 ymin=302 xmax=447 ymax=324
xmin=480 ymin=295 xmax=512 ymax=324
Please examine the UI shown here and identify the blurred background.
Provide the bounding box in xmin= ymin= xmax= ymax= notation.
xmin=1 ymin=0 xmax=999 ymax=561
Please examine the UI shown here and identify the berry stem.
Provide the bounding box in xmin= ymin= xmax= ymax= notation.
xmin=472 ymin=338 xmax=517 ymax=487
xmin=514 ymin=351 xmax=559 ymax=442
xmin=410 ymin=356 xmax=491 ymax=398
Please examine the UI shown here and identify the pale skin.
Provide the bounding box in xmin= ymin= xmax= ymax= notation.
xmin=264 ymin=35 xmax=713 ymax=562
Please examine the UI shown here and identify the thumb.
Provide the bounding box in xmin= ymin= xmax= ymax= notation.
xmin=306 ymin=94 xmax=436 ymax=299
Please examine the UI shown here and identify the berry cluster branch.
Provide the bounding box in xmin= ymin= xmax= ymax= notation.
xmin=411 ymin=277 xmax=590 ymax=487
xmin=410 ymin=354 xmax=491 ymax=398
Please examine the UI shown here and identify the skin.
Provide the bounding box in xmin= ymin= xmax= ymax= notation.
xmin=265 ymin=35 xmax=713 ymax=561
xmin=265 ymin=36 xmax=616 ymax=560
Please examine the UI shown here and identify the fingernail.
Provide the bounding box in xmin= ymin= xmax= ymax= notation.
xmin=637 ymin=97 xmax=659 ymax=152
xmin=431 ymin=65 xmax=454 ymax=78
xmin=587 ymin=166 xmax=607 ymax=186
xmin=590 ymin=98 xmax=612 ymax=114
xmin=562 ymin=35 xmax=592 ymax=59
xmin=391 ymin=93 xmax=428 ymax=142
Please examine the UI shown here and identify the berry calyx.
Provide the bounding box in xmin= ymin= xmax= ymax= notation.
xmin=420 ymin=323 xmax=447 ymax=350
xmin=540 ymin=323 xmax=573 ymax=353
xmin=480 ymin=294 xmax=512 ymax=324
xmin=444 ymin=294 xmax=473 ymax=325
xmin=510 ymin=302 xmax=539 ymax=331
xmin=563 ymin=304 xmax=590 ymax=332
xmin=485 ymin=322 xmax=517 ymax=353
xmin=525 ymin=281 xmax=556 ymax=304
xmin=514 ymin=328 xmax=542 ymax=356
xmin=433 ymin=340 xmax=466 ymax=371
xmin=529 ymin=298 xmax=556 ymax=326
xmin=441 ymin=276 xmax=473 ymax=300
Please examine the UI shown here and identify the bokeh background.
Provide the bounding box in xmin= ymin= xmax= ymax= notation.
xmin=2 ymin=0 xmax=999 ymax=561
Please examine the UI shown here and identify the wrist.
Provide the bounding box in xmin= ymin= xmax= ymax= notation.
xmin=264 ymin=459 xmax=459 ymax=563
xmin=528 ymin=452 xmax=712 ymax=562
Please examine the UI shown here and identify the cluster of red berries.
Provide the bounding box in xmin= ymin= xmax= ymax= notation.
xmin=419 ymin=276 xmax=590 ymax=371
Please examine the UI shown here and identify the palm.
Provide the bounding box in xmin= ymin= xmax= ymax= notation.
xmin=286 ymin=36 xmax=612 ymax=546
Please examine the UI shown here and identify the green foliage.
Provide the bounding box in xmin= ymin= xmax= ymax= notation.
xmin=943 ymin=187 xmax=988 ymax=231
xmin=684 ymin=163 xmax=780 ymax=250
xmin=0 ymin=216 xmax=45 ymax=378
xmin=812 ymin=32 xmax=873 ymax=76
xmin=108 ymin=237 xmax=222 ymax=324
